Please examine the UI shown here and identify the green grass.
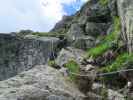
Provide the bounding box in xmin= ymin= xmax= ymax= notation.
xmin=99 ymin=0 xmax=108 ymax=6
xmin=86 ymin=17 xmax=120 ymax=59
xmin=86 ymin=42 xmax=112 ymax=58
xmin=64 ymin=60 xmax=80 ymax=80
xmin=104 ymin=17 xmax=120 ymax=42
xmin=102 ymin=53 xmax=133 ymax=72
xmin=32 ymin=32 xmax=65 ymax=37
xmin=16 ymin=30 xmax=65 ymax=38
xmin=99 ymin=53 xmax=133 ymax=88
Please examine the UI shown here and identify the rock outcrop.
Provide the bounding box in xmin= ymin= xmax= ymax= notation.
xmin=52 ymin=0 xmax=113 ymax=50
xmin=117 ymin=0 xmax=133 ymax=53
xmin=0 ymin=34 xmax=59 ymax=81
xmin=0 ymin=0 xmax=133 ymax=99
xmin=0 ymin=65 xmax=85 ymax=100
xmin=55 ymin=47 xmax=85 ymax=67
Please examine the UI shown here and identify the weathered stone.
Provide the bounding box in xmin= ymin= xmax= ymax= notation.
xmin=92 ymin=83 xmax=104 ymax=95
xmin=55 ymin=47 xmax=85 ymax=67
xmin=108 ymin=89 xmax=124 ymax=100
xmin=0 ymin=65 xmax=85 ymax=100
xmin=108 ymin=0 xmax=118 ymax=17
xmin=80 ymin=0 xmax=111 ymax=23
xmin=51 ymin=15 xmax=73 ymax=33
xmin=78 ymin=15 xmax=88 ymax=25
xmin=67 ymin=23 xmax=84 ymax=42
xmin=72 ymin=36 xmax=95 ymax=50
xmin=117 ymin=0 xmax=133 ymax=53
xmin=0 ymin=34 xmax=59 ymax=81
xmin=85 ymin=22 xmax=108 ymax=37
xmin=77 ymin=64 xmax=97 ymax=93
xmin=85 ymin=92 xmax=102 ymax=100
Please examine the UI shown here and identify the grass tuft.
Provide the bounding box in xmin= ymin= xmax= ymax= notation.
xmin=32 ymin=32 xmax=65 ymax=37
xmin=99 ymin=0 xmax=109 ymax=6
xmin=102 ymin=53 xmax=133 ymax=72
xmin=86 ymin=17 xmax=120 ymax=59
xmin=64 ymin=60 xmax=80 ymax=80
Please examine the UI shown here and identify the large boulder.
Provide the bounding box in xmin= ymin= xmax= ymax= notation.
xmin=55 ymin=47 xmax=85 ymax=67
xmin=92 ymin=83 xmax=125 ymax=100
xmin=0 ymin=65 xmax=85 ymax=100
xmin=108 ymin=89 xmax=124 ymax=100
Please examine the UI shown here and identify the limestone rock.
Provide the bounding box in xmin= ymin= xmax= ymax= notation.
xmin=55 ymin=47 xmax=85 ymax=67
xmin=0 ymin=34 xmax=59 ymax=81
xmin=108 ymin=89 xmax=124 ymax=100
xmin=92 ymin=83 xmax=104 ymax=95
xmin=0 ymin=65 xmax=85 ymax=100
xmin=85 ymin=22 xmax=108 ymax=37
xmin=85 ymin=92 xmax=102 ymax=100
xmin=78 ymin=15 xmax=88 ymax=25
xmin=67 ymin=23 xmax=84 ymax=42
xmin=72 ymin=36 xmax=95 ymax=50
xmin=77 ymin=64 xmax=97 ymax=93
xmin=117 ymin=0 xmax=133 ymax=53
xmin=80 ymin=0 xmax=111 ymax=23
xmin=51 ymin=15 xmax=73 ymax=34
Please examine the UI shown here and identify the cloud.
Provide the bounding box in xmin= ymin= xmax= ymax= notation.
xmin=0 ymin=0 xmax=88 ymax=33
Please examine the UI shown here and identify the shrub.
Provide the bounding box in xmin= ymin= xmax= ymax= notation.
xmin=86 ymin=17 xmax=120 ymax=59
xmin=98 ymin=53 xmax=132 ymax=88
xmin=100 ymin=0 xmax=108 ymax=6
xmin=64 ymin=60 xmax=80 ymax=80
xmin=16 ymin=30 xmax=33 ymax=37
xmin=102 ymin=53 xmax=133 ymax=72
xmin=86 ymin=43 xmax=112 ymax=58
xmin=48 ymin=60 xmax=57 ymax=67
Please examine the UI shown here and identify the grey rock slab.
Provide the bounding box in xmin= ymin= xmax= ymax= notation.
xmin=0 ymin=65 xmax=85 ymax=100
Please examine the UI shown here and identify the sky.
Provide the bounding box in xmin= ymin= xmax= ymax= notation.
xmin=0 ymin=0 xmax=88 ymax=33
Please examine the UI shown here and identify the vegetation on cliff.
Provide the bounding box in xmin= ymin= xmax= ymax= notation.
xmin=64 ymin=60 xmax=80 ymax=80
xmin=102 ymin=53 xmax=133 ymax=72
xmin=100 ymin=0 xmax=108 ymax=6
xmin=86 ymin=16 xmax=120 ymax=59
xmin=16 ymin=29 xmax=65 ymax=38
xmin=2 ymin=0 xmax=132 ymax=99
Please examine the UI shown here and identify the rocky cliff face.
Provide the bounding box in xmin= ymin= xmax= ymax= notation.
xmin=52 ymin=0 xmax=117 ymax=50
xmin=117 ymin=0 xmax=133 ymax=53
xmin=0 ymin=34 xmax=59 ymax=81
xmin=0 ymin=0 xmax=133 ymax=100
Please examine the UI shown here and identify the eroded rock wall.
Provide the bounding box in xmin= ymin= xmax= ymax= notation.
xmin=0 ymin=34 xmax=59 ymax=80
xmin=51 ymin=0 xmax=113 ymax=50
xmin=117 ymin=0 xmax=133 ymax=53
